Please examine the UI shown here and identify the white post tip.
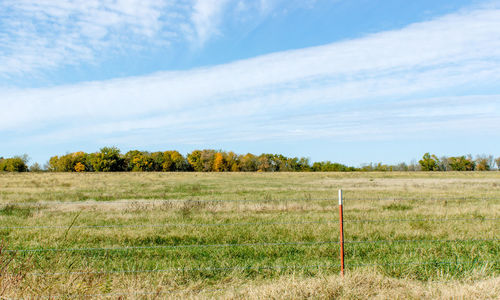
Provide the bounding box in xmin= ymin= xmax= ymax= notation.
xmin=338 ymin=189 xmax=343 ymax=205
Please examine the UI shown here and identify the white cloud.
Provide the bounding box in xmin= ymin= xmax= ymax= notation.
xmin=189 ymin=0 xmax=229 ymax=46
xmin=0 ymin=0 xmax=245 ymax=77
xmin=1 ymin=4 xmax=500 ymax=150
xmin=0 ymin=0 xmax=179 ymax=76
xmin=0 ymin=0 xmax=315 ymax=77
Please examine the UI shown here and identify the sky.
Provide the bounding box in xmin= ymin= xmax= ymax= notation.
xmin=1 ymin=0 xmax=499 ymax=166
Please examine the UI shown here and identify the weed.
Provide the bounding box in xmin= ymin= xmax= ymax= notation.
xmin=0 ymin=205 xmax=32 ymax=217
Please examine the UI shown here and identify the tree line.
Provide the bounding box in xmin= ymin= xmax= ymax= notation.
xmin=1 ymin=148 xmax=499 ymax=172
xmin=418 ymin=153 xmax=499 ymax=171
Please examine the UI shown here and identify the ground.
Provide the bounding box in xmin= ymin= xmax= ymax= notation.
xmin=0 ymin=172 xmax=498 ymax=298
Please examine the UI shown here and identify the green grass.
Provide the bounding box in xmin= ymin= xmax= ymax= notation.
xmin=0 ymin=172 xmax=498 ymax=297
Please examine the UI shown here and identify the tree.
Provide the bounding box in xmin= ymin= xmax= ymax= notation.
xmin=495 ymin=157 xmax=500 ymax=171
xmin=407 ymin=159 xmax=420 ymax=171
xmin=170 ymin=151 xmax=189 ymax=171
xmin=394 ymin=162 xmax=409 ymax=171
xmin=29 ymin=162 xmax=43 ymax=172
xmin=257 ymin=155 xmax=272 ymax=172
xmin=419 ymin=153 xmax=440 ymax=171
xmin=475 ymin=155 xmax=492 ymax=171
xmin=226 ymin=151 xmax=240 ymax=172
xmin=373 ymin=163 xmax=390 ymax=172
xmin=74 ymin=162 xmax=86 ymax=172
xmin=200 ymin=150 xmax=216 ymax=172
xmin=213 ymin=152 xmax=227 ymax=172
xmin=297 ymin=157 xmax=311 ymax=171
xmin=272 ymin=154 xmax=288 ymax=171
xmin=125 ymin=150 xmax=153 ymax=172
xmin=46 ymin=152 xmax=86 ymax=172
xmin=448 ymin=155 xmax=475 ymax=171
xmin=240 ymin=153 xmax=257 ymax=171
xmin=47 ymin=156 xmax=60 ymax=171
xmin=157 ymin=151 xmax=172 ymax=171
xmin=89 ymin=147 xmax=124 ymax=172
xmin=0 ymin=156 xmax=29 ymax=172
xmin=438 ymin=156 xmax=451 ymax=171
xmin=150 ymin=152 xmax=166 ymax=171
xmin=187 ymin=150 xmax=203 ymax=172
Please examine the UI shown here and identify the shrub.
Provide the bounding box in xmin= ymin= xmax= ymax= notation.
xmin=0 ymin=156 xmax=28 ymax=172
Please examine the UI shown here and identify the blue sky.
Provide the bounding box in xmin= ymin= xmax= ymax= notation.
xmin=1 ymin=0 xmax=499 ymax=166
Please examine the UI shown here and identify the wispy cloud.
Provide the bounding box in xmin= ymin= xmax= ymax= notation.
xmin=1 ymin=0 xmax=282 ymax=77
xmin=0 ymin=0 xmax=184 ymax=76
xmin=0 ymin=0 xmax=317 ymax=78
xmin=189 ymin=0 xmax=230 ymax=46
xmin=1 ymin=4 xmax=500 ymax=155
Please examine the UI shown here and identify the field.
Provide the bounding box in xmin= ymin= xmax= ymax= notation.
xmin=0 ymin=172 xmax=499 ymax=299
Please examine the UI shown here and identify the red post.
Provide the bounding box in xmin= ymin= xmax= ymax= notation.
xmin=339 ymin=189 xmax=345 ymax=277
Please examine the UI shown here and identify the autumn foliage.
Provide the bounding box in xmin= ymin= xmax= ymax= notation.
xmin=42 ymin=148 xmax=314 ymax=172
xmin=1 ymin=149 xmax=500 ymax=172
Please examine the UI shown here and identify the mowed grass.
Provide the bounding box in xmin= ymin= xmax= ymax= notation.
xmin=0 ymin=172 xmax=499 ymax=298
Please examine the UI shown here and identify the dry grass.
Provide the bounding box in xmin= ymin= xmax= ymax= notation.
xmin=223 ymin=271 xmax=500 ymax=300
xmin=3 ymin=268 xmax=499 ymax=299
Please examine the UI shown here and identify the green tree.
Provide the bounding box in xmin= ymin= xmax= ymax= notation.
xmin=56 ymin=151 xmax=89 ymax=172
xmin=0 ymin=156 xmax=28 ymax=172
xmin=448 ymin=156 xmax=475 ymax=171
xmin=89 ymin=147 xmax=124 ymax=172
xmin=297 ymin=157 xmax=311 ymax=171
xmin=170 ymin=151 xmax=189 ymax=171
xmin=419 ymin=153 xmax=440 ymax=171
xmin=150 ymin=152 xmax=166 ymax=171
xmin=124 ymin=150 xmax=153 ymax=172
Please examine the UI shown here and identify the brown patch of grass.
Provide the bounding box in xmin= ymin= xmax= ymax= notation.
xmin=222 ymin=272 xmax=500 ymax=299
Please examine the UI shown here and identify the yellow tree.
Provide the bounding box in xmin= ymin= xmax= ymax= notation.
xmin=213 ymin=152 xmax=226 ymax=172
xmin=226 ymin=151 xmax=240 ymax=172
xmin=162 ymin=151 xmax=173 ymax=171
xmin=74 ymin=162 xmax=85 ymax=172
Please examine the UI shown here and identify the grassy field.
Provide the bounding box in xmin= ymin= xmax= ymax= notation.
xmin=0 ymin=172 xmax=499 ymax=299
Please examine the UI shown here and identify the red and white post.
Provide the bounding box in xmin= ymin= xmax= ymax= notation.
xmin=338 ymin=189 xmax=345 ymax=277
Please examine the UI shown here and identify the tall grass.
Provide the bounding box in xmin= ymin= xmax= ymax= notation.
xmin=0 ymin=172 xmax=498 ymax=298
